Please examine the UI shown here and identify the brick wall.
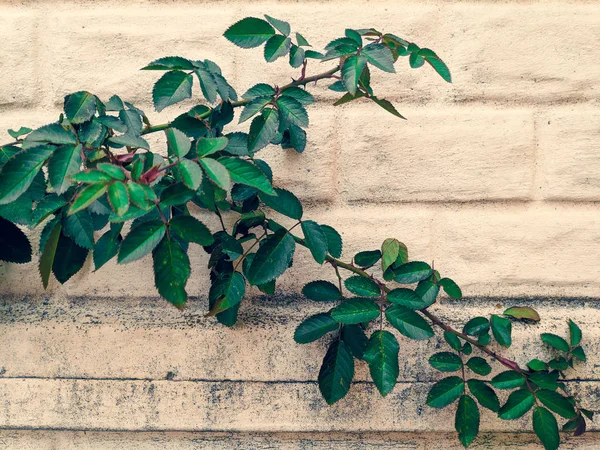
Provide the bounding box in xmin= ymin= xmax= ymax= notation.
xmin=0 ymin=1 xmax=599 ymax=448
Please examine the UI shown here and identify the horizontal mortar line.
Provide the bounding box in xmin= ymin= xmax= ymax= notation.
xmin=344 ymin=198 xmax=600 ymax=207
xmin=0 ymin=375 xmax=596 ymax=384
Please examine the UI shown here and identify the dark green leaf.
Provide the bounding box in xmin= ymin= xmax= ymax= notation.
xmin=142 ymin=56 xmax=195 ymax=70
xmin=246 ymin=229 xmax=295 ymax=285
xmin=165 ymin=128 xmax=191 ymax=158
xmin=444 ymin=332 xmax=462 ymax=352
xmin=294 ymin=313 xmax=338 ymax=344
xmin=301 ymin=220 xmax=328 ymax=264
xmin=0 ymin=145 xmax=54 ymax=205
xmin=22 ymin=123 xmax=76 ymax=149
xmin=529 ymin=372 xmax=559 ymax=391
xmin=242 ymin=83 xmax=276 ymax=100
xmin=108 ymin=133 xmax=150 ymax=150
xmin=118 ymin=220 xmax=166 ymax=264
xmin=63 ymin=210 xmax=94 ymax=249
xmin=345 ymin=29 xmax=362 ymax=46
xmin=466 ymin=357 xmax=492 ymax=376
xmin=239 ymin=96 xmax=272 ymax=124
xmin=467 ymin=379 xmax=500 ymax=412
xmin=354 ymin=250 xmax=381 ymax=267
xmin=331 ymin=298 xmax=379 ymax=324
xmin=426 ymin=376 xmax=464 ymax=408
xmin=152 ymin=70 xmax=193 ymax=112
xmin=318 ymin=340 xmax=354 ymax=405
xmin=48 ymin=144 xmax=82 ymax=195
xmin=344 ymin=275 xmax=380 ymax=297
xmin=491 ymin=371 xmax=525 ymax=390
xmin=341 ymin=324 xmax=367 ymax=359
xmin=177 ymin=159 xmax=203 ymax=190
xmin=281 ymin=87 xmax=314 ymax=106
xmin=320 ymin=224 xmax=342 ymax=258
xmin=361 ymin=43 xmax=395 ymax=73
xmin=498 ymin=389 xmax=535 ymax=420
xmin=419 ymin=49 xmax=452 ymax=83
xmin=264 ymin=35 xmax=291 ymax=62
xmin=302 ymin=280 xmax=341 ymax=302
xmin=569 ymin=320 xmax=582 ymax=346
xmin=7 ymin=127 xmax=31 ymax=140
xmin=52 ymin=232 xmax=88 ymax=283
xmin=259 ymin=188 xmax=303 ymax=220
xmin=199 ymin=158 xmax=231 ymax=191
xmin=385 ymin=305 xmax=434 ymax=340
xmin=533 ymin=407 xmax=559 ymax=450
xmin=572 ymin=345 xmax=586 ymax=361
xmin=277 ymin=96 xmax=309 ymax=128
xmin=93 ymin=227 xmax=122 ymax=271
xmin=409 ymin=52 xmax=425 ymax=68
xmin=414 ymin=280 xmax=439 ymax=308
xmin=224 ymin=17 xmax=276 ymax=49
xmin=64 ymin=91 xmax=96 ymax=124
xmin=429 ymin=352 xmax=462 ymax=372
xmin=364 ymin=330 xmax=399 ymax=396
xmin=541 ymin=333 xmax=570 ymax=352
xmin=152 ymin=235 xmax=191 ymax=308
xmin=333 ymin=91 xmax=366 ymax=106
xmin=536 ymin=389 xmax=577 ymax=419
xmin=207 ymin=272 xmax=246 ymax=315
xmin=342 ymin=55 xmax=367 ymax=96
xmin=490 ymin=314 xmax=512 ymax=348
xmin=370 ymin=97 xmax=406 ymax=119
xmin=463 ymin=317 xmax=489 ymax=337
xmin=392 ymin=261 xmax=432 ymax=284
xmin=219 ymin=157 xmax=275 ymax=195
xmin=387 ymin=288 xmax=427 ymax=309
xmin=0 ymin=216 xmax=32 ymax=264
xmin=169 ymin=215 xmax=214 ymax=246
xmin=161 ymin=183 xmax=196 ymax=206
xmin=39 ymin=220 xmax=61 ymax=287
xmin=528 ymin=359 xmax=548 ymax=371
xmin=439 ymin=277 xmax=462 ymax=299
xmin=455 ymin=395 xmax=480 ymax=448
xmin=224 ymin=132 xmax=250 ymax=156
xmin=69 ymin=184 xmax=108 ymax=215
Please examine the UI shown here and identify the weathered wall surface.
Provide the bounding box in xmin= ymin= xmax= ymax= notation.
xmin=0 ymin=0 xmax=599 ymax=448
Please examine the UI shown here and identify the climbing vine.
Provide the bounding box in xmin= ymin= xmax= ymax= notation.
xmin=0 ymin=16 xmax=590 ymax=449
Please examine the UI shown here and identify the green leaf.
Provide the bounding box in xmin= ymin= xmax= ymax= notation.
xmin=530 ymin=372 xmax=559 ymax=391
xmin=333 ymin=91 xmax=366 ymax=106
xmin=491 ymin=371 xmax=525 ymax=390
xmin=264 ymin=35 xmax=292 ymax=62
xmin=498 ymin=389 xmax=535 ymax=420
xmin=259 ymin=188 xmax=303 ymax=220
xmin=68 ymin=184 xmax=108 ymax=215
xmin=409 ymin=52 xmax=425 ymax=68
xmin=199 ymin=158 xmax=231 ymax=191
xmin=7 ymin=127 xmax=31 ymax=140
xmin=318 ymin=340 xmax=354 ymax=405
xmin=296 ymin=32 xmax=310 ymax=47
xmin=302 ymin=280 xmax=341 ymax=302
xmin=142 ymin=56 xmax=195 ymax=71
xmin=52 ymin=232 xmax=89 ymax=283
xmin=456 ymin=395 xmax=480 ymax=448
xmin=541 ymin=333 xmax=570 ymax=352
xmin=165 ymin=128 xmax=191 ymax=158
xmin=207 ymin=272 xmax=246 ymax=315
xmin=467 ymin=379 xmax=500 ymax=412
xmin=281 ymin=87 xmax=314 ymax=106
xmin=370 ymin=97 xmax=406 ymax=119
xmin=533 ymin=407 xmax=560 ymax=450
xmin=385 ymin=305 xmax=434 ymax=340
xmin=439 ymin=278 xmax=462 ymax=299
xmin=294 ymin=313 xmax=338 ymax=344
xmin=320 ymin=224 xmax=342 ymax=258
xmin=224 ymin=132 xmax=250 ymax=156
xmin=364 ymin=330 xmax=399 ymax=396
xmin=354 ymin=250 xmax=381 ymax=267
xmin=429 ymin=352 xmax=463 ymax=372
xmin=536 ymin=389 xmax=577 ymax=419
xmin=362 ymin=43 xmax=395 ymax=73
xmin=160 ymin=183 xmax=195 ymax=206
xmin=93 ymin=227 xmax=122 ymax=270
xmin=107 ymin=182 xmax=130 ymax=217
xmin=48 ymin=144 xmax=82 ymax=195
xmin=242 ymin=83 xmax=276 ymax=100
xmin=466 ymin=357 xmax=492 ymax=376
xmin=107 ymin=133 xmax=150 ymax=150
xmin=381 ymin=238 xmax=403 ymax=272
xmin=0 ymin=217 xmax=31 ymax=264
xmin=414 ymin=280 xmax=439 ymax=308
xmin=426 ymin=376 xmax=464 ymax=408
xmin=331 ymin=298 xmax=379 ymax=324
xmin=490 ymin=314 xmax=512 ymax=347
xmin=152 ymin=70 xmax=193 ymax=112
xmin=341 ymin=324 xmax=367 ymax=359
xmin=0 ymin=145 xmax=54 ymax=205
xmin=503 ymin=306 xmax=540 ymax=322
xmin=126 ymin=182 xmax=151 ymax=210
xmin=22 ymin=123 xmax=76 ymax=149
xmin=219 ymin=157 xmax=275 ymax=195
xmin=152 ymin=235 xmax=191 ymax=308
xmin=344 ymin=276 xmax=380 ymax=297
xmin=572 ymin=345 xmax=586 ymax=361
xmin=277 ymin=96 xmax=309 ymax=128
xmin=38 ymin=220 xmax=61 ymax=287
xmin=246 ymin=229 xmax=295 ymax=285
xmin=194 ymin=66 xmax=219 ymax=103
xmin=301 ymin=220 xmax=328 ymax=264
xmin=444 ymin=332 xmax=462 ymax=352
xmin=342 ymin=55 xmax=367 ymax=96
xmin=391 ymin=262 xmax=431 ymax=285
xmin=63 ymin=210 xmax=94 ymax=249
xmin=239 ymin=96 xmax=272 ymax=124
xmin=463 ymin=317 xmax=489 ymax=337
xmin=118 ymin=220 xmax=166 ymax=264
xmin=419 ymin=49 xmax=452 ymax=83
xmin=97 ymin=163 xmax=126 ymax=181
xmin=64 ymin=91 xmax=96 ymax=124
xmin=568 ymin=320 xmax=582 ymax=346
xmin=528 ymin=359 xmax=548 ymax=371
xmin=177 ymin=159 xmax=203 ymax=190
xmin=264 ymin=14 xmax=290 ymax=36
xmin=169 ymin=215 xmax=214 ymax=246
xmin=224 ymin=17 xmax=276 ymax=49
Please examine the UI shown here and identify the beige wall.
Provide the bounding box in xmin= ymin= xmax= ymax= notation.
xmin=1 ymin=0 xmax=599 ymax=448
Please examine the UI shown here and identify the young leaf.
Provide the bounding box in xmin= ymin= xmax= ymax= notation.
xmin=361 ymin=43 xmax=395 ymax=73
xmin=0 ymin=217 xmax=32 ymax=264
xmin=294 ymin=313 xmax=338 ymax=344
xmin=466 ymin=357 xmax=492 ymax=376
xmin=490 ymin=314 xmax=512 ymax=347
xmin=385 ymin=305 xmax=434 ymax=340
xmin=363 ymin=330 xmax=399 ymax=396
xmin=439 ymin=277 xmax=462 ymax=299
xmin=342 ymin=55 xmax=367 ymax=95
xmin=259 ymin=188 xmax=303 ymax=220
xmin=199 ymin=158 xmax=232 ymax=191
xmin=491 ymin=371 xmax=525 ymax=390
xmin=64 ymin=91 xmax=96 ymax=124
xmin=246 ymin=229 xmax=295 ymax=285
xmin=541 ymin=333 xmax=570 ymax=352
xmin=48 ymin=144 xmax=82 ymax=195
xmin=300 ymin=220 xmax=328 ymax=264
xmin=391 ymin=261 xmax=432 ymax=284
xmin=302 ymin=280 xmax=341 ymax=302
xmin=498 ymin=389 xmax=535 ymax=420
xmin=107 ymin=182 xmax=130 ymax=217
xmin=344 ymin=275 xmax=380 ymax=297
xmin=165 ymin=128 xmax=191 ymax=158
xmin=455 ymin=395 xmax=480 ymax=448
xmin=426 ymin=376 xmax=464 ymax=408
xmin=152 ymin=235 xmax=191 ymax=309
xmin=569 ymin=319 xmax=582 ymax=346
xmin=52 ymin=232 xmax=89 ymax=283
xmin=536 ymin=389 xmax=577 ymax=419
xmin=169 ymin=215 xmax=214 ymax=246
xmin=152 ymin=70 xmax=193 ymax=112
xmin=381 ymin=238 xmax=402 ymax=272
xmin=219 ymin=157 xmax=275 ymax=195
xmin=429 ymin=352 xmax=463 ymax=372
xmin=503 ymin=306 xmax=541 ymax=322
xmin=68 ymin=184 xmax=108 ymax=215
xmin=264 ymin=35 xmax=292 ymax=62
xmin=0 ymin=145 xmax=54 ymax=205
xmin=354 ymin=250 xmax=381 ymax=268
xmin=318 ymin=340 xmax=354 ymax=405
xmin=97 ymin=163 xmax=126 ymax=181
xmin=118 ymin=220 xmax=166 ymax=264
xmin=38 ymin=220 xmax=61 ymax=287
xmin=467 ymin=379 xmax=500 ymax=412
xmin=207 ymin=271 xmax=246 ymax=315
xmin=533 ymin=407 xmax=560 ymax=450
xmin=320 ymin=224 xmax=342 ymax=258
xmin=224 ymin=17 xmax=276 ymax=49
xmin=330 ymin=298 xmax=380 ymax=324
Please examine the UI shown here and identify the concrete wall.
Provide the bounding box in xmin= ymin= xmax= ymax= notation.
xmin=1 ymin=0 xmax=599 ymax=448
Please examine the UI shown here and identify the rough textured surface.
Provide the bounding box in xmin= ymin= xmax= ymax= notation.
xmin=1 ymin=0 xmax=599 ymax=448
